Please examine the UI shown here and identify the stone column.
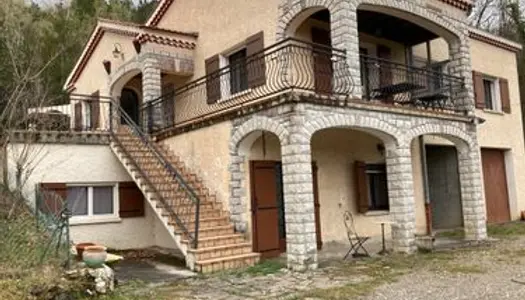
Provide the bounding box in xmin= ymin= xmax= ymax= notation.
xmin=457 ymin=140 xmax=487 ymax=240
xmin=448 ymin=32 xmax=474 ymax=114
xmin=282 ymin=109 xmax=318 ymax=271
xmin=385 ymin=142 xmax=416 ymax=253
xmin=331 ymin=2 xmax=361 ymax=98
xmin=141 ymin=57 xmax=162 ymax=131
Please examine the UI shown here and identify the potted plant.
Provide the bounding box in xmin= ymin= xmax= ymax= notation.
xmin=75 ymin=242 xmax=96 ymax=260
xmin=82 ymin=245 xmax=108 ymax=268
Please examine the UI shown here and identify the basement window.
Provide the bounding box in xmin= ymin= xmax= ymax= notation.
xmin=67 ymin=184 xmax=119 ymax=224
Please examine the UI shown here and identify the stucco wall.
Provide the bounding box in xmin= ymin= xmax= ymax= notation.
xmin=74 ymin=32 xmax=137 ymax=95
xmin=162 ymin=121 xmax=233 ymax=210
xmin=155 ymin=0 xmax=279 ymax=81
xmin=470 ymin=38 xmax=525 ymax=219
xmin=5 ymin=143 xmax=160 ymax=250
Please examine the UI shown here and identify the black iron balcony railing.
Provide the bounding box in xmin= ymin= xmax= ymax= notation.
xmin=141 ymin=38 xmax=354 ymax=133
xmin=360 ymin=55 xmax=465 ymax=112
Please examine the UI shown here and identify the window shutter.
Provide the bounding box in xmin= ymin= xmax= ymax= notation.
xmin=90 ymin=91 xmax=100 ymax=130
xmin=39 ymin=183 xmax=67 ymax=217
xmin=472 ymin=71 xmax=485 ymax=109
xmin=205 ymin=55 xmax=221 ymax=104
xmin=499 ymin=78 xmax=511 ymax=113
xmin=74 ymin=102 xmax=83 ymax=131
xmin=245 ymin=31 xmax=266 ymax=88
xmin=119 ymin=182 xmax=145 ymax=218
xmin=354 ymin=161 xmax=369 ymax=214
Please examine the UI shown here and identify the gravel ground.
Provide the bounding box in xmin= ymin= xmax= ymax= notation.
xmin=148 ymin=232 xmax=525 ymax=300
xmin=360 ymin=237 xmax=525 ymax=300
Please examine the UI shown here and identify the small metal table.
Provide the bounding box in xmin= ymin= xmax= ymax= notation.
xmin=375 ymin=221 xmax=396 ymax=255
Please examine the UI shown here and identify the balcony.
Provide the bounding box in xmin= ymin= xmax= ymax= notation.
xmin=140 ymin=38 xmax=466 ymax=134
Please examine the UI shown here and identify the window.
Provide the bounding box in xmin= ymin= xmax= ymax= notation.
xmin=483 ymin=77 xmax=501 ymax=111
xmin=228 ymin=49 xmax=248 ymax=95
xmin=66 ymin=185 xmax=118 ymax=222
xmin=366 ymin=164 xmax=389 ymax=211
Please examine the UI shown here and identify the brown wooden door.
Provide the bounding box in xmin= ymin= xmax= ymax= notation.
xmin=251 ymin=161 xmax=283 ymax=258
xmin=311 ymin=28 xmax=333 ymax=94
xmin=251 ymin=161 xmax=322 ymax=258
xmin=481 ymin=149 xmax=511 ymax=224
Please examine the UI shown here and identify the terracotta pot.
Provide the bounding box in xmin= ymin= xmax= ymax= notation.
xmin=75 ymin=242 xmax=96 ymax=260
xmin=82 ymin=245 xmax=107 ymax=268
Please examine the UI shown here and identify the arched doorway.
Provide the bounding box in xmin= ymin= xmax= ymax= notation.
xmin=120 ymin=88 xmax=140 ymax=125
xmin=237 ymin=129 xmax=322 ymax=258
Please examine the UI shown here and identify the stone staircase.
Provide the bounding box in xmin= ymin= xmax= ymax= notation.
xmin=109 ymin=127 xmax=260 ymax=273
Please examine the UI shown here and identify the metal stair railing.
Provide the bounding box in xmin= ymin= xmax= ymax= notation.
xmin=107 ymin=97 xmax=201 ymax=249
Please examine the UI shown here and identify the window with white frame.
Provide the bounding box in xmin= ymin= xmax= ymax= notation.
xmin=66 ymin=184 xmax=119 ymax=222
xmin=483 ymin=77 xmax=501 ymax=111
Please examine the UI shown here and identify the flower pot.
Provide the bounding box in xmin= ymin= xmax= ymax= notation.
xmin=75 ymin=242 xmax=96 ymax=260
xmin=83 ymin=245 xmax=108 ymax=268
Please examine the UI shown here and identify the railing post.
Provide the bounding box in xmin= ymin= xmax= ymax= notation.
xmin=194 ymin=197 xmax=200 ymax=249
xmin=109 ymin=101 xmax=113 ymax=133
xmin=147 ymin=103 xmax=153 ymax=134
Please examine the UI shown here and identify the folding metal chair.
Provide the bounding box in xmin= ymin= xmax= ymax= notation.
xmin=343 ymin=211 xmax=370 ymax=259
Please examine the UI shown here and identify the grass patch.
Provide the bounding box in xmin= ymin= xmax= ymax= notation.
xmin=488 ymin=222 xmax=525 ymax=237
xmin=237 ymin=259 xmax=285 ymax=276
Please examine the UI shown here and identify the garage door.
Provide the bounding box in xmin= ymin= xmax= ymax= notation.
xmin=481 ymin=149 xmax=511 ymax=224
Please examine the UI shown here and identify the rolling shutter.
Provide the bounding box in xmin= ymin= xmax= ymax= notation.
xmin=245 ymin=31 xmax=266 ymax=88
xmin=472 ymin=71 xmax=485 ymax=109
xmin=499 ymin=78 xmax=511 ymax=113
xmin=119 ymin=182 xmax=145 ymax=218
xmin=205 ymin=55 xmax=221 ymax=104
xmin=354 ymin=161 xmax=369 ymax=214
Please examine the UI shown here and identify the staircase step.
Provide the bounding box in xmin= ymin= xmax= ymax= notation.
xmin=178 ymin=225 xmax=234 ymax=238
xmin=195 ymin=253 xmax=261 ymax=273
xmin=188 ymin=243 xmax=253 ymax=261
xmin=183 ymin=234 xmax=246 ymax=248
xmin=111 ymin=131 xmax=257 ymax=273
xmin=169 ymin=216 xmax=230 ymax=228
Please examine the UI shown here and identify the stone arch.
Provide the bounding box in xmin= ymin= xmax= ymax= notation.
xmin=405 ymin=123 xmax=474 ymax=152
xmin=230 ymin=116 xmax=289 ymax=154
xmin=108 ymin=59 xmax=143 ymax=97
xmin=277 ymin=0 xmax=466 ymax=44
xmin=228 ymin=116 xmax=289 ymax=232
xmin=303 ymin=114 xmax=401 ymax=148
xmin=356 ymin=0 xmax=464 ymax=42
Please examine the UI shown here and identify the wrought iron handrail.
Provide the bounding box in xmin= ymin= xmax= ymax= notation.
xmin=99 ymin=95 xmax=201 ymax=249
xmin=140 ymin=38 xmax=354 ymax=133
xmin=359 ymin=55 xmax=465 ymax=113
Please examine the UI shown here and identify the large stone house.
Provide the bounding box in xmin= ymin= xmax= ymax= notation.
xmin=5 ymin=0 xmax=525 ymax=272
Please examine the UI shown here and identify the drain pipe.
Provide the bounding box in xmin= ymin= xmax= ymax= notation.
xmin=419 ymin=136 xmax=432 ymax=236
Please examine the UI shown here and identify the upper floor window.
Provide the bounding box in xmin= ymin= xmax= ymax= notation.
xmin=205 ymin=31 xmax=265 ymax=104
xmin=473 ymin=71 xmax=511 ymax=113
xmin=228 ymin=49 xmax=249 ymax=95
xmin=483 ymin=77 xmax=501 ymax=111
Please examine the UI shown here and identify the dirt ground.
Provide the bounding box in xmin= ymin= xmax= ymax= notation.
xmin=120 ymin=223 xmax=525 ymax=300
